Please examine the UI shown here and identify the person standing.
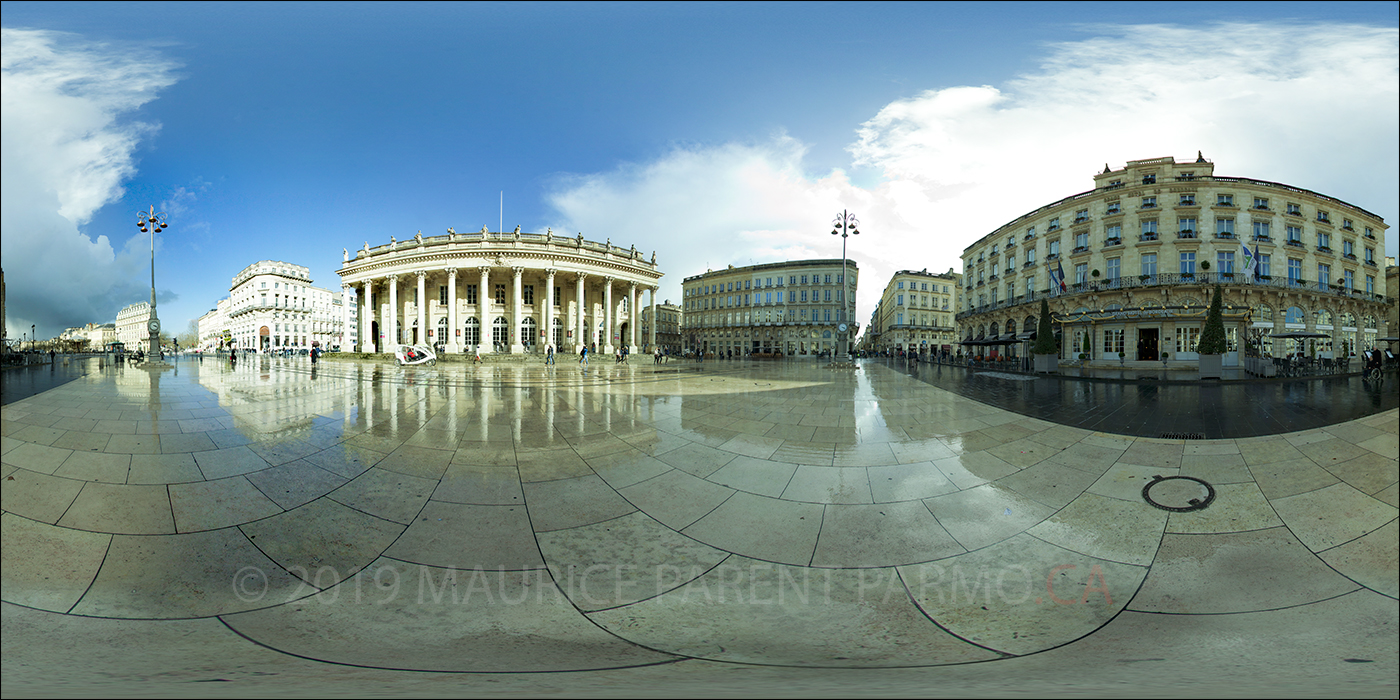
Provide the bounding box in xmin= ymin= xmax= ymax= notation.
xmin=546 ymin=344 xmax=555 ymax=365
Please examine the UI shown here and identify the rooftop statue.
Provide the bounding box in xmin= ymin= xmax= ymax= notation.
xmin=343 ymin=248 xmax=349 ymax=263
xmin=414 ymin=231 xmax=423 ymax=244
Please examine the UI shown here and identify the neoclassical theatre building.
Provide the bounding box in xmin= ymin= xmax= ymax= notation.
xmin=957 ymin=155 xmax=1390 ymax=365
xmin=336 ymin=228 xmax=663 ymax=354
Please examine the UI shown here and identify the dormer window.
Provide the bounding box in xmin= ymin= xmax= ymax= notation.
xmin=1048 ymin=217 xmax=1060 ymax=231
xmin=1142 ymin=174 xmax=1156 ymax=184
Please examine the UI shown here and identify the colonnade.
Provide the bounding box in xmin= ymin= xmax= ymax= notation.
xmin=342 ymin=267 xmax=659 ymax=355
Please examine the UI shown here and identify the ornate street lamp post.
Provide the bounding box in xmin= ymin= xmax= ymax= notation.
xmin=136 ymin=206 xmax=169 ymax=364
xmin=832 ymin=210 xmax=859 ymax=361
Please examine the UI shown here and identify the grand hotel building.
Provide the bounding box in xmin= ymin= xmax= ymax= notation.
xmin=682 ymin=259 xmax=858 ymax=357
xmin=957 ymin=155 xmax=1389 ymax=364
xmin=337 ymin=229 xmax=662 ymax=354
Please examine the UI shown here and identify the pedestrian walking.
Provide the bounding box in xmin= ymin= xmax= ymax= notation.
xmin=580 ymin=345 xmax=589 ymax=366
xmin=473 ymin=345 xmax=483 ymax=364
xmin=545 ymin=344 xmax=555 ymax=365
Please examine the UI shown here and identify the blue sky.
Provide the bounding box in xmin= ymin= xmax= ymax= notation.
xmin=3 ymin=1 xmax=1397 ymax=342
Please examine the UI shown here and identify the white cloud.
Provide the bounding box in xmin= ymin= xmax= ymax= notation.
xmin=545 ymin=22 xmax=1399 ymax=333
xmin=1 ymin=28 xmax=179 ymax=339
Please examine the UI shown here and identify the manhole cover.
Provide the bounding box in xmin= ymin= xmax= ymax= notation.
xmin=1142 ymin=475 xmax=1215 ymax=512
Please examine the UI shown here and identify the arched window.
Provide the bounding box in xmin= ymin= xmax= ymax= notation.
xmin=1315 ymin=309 xmax=1333 ymax=327
xmin=1254 ymin=304 xmax=1274 ymax=322
xmin=1364 ymin=315 xmax=1377 ymax=330
xmin=492 ymin=317 xmax=508 ymax=348
xmin=520 ymin=317 xmax=537 ymax=347
xmin=464 ymin=317 xmax=481 ymax=346
xmin=1006 ymin=319 xmax=1017 ymax=335
xmin=990 ymin=322 xmax=1000 ymax=336
xmin=1341 ymin=312 xmax=1357 ymax=328
xmin=437 ymin=317 xmax=448 ymax=343
xmin=552 ymin=317 xmax=564 ymax=348
xmin=1285 ymin=306 xmax=1305 ymax=324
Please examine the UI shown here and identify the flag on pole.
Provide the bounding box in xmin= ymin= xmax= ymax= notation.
xmin=1241 ymin=242 xmax=1256 ymax=279
xmin=1049 ymin=261 xmax=1067 ymax=292
xmin=1056 ymin=260 xmax=1068 ymax=292
xmin=1253 ymin=244 xmax=1261 ymax=281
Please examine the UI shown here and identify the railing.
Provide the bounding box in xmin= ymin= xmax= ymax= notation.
xmin=953 ymin=273 xmax=1391 ymax=321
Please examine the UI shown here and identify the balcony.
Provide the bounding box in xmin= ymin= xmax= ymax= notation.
xmin=1105 ymin=207 xmax=1122 ymax=216
xmin=1364 ymin=231 xmax=1376 ymax=239
xmin=1364 ymin=259 xmax=1378 ymax=267
xmin=1046 ymin=253 xmax=1061 ymax=261
xmin=1072 ymin=246 xmax=1091 ymax=254
xmin=1139 ymin=203 xmax=1157 ymax=210
xmin=1286 ymin=209 xmax=1302 ymax=217
xmin=1177 ymin=231 xmax=1198 ymax=239
xmin=1253 ymin=235 xmax=1273 ymax=243
xmin=1104 ymin=238 xmax=1123 ymax=248
xmin=1285 ymin=239 xmax=1304 ymax=248
xmin=1073 ymin=217 xmax=1089 ymax=224
xmin=1139 ymin=234 xmax=1159 ymax=242
xmin=1343 ymin=253 xmax=1357 ymax=261
xmin=1214 ymin=232 xmax=1236 ymax=240
xmin=1006 ymin=239 xmax=1016 ymax=248
xmin=1024 ymin=233 xmax=1036 ymax=241
xmin=1023 ymin=261 xmax=1037 ymax=269
xmin=1316 ymin=246 xmax=1333 ymax=254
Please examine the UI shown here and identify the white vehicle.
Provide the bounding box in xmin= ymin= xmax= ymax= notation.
xmin=395 ymin=344 xmax=437 ymax=366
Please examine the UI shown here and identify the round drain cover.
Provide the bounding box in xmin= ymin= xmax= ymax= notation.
xmin=1142 ymin=475 xmax=1215 ymax=512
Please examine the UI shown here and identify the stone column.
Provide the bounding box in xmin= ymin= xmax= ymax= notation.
xmin=544 ymin=268 xmax=556 ymax=352
xmin=650 ymin=287 xmax=658 ymax=350
xmin=362 ymin=280 xmax=376 ymax=353
xmin=574 ymin=273 xmax=587 ymax=351
xmin=341 ymin=283 xmax=353 ymax=352
xmin=478 ymin=266 xmax=491 ymax=353
xmin=628 ymin=282 xmax=638 ymax=352
xmin=446 ymin=268 xmax=459 ymax=353
xmin=386 ymin=275 xmax=399 ymax=353
xmin=416 ymin=270 xmax=428 ymax=347
xmin=603 ymin=276 xmax=615 ymax=353
xmin=511 ymin=266 xmax=525 ymax=354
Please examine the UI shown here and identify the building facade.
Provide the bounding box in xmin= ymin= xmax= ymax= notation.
xmin=867 ymin=268 xmax=961 ymax=355
xmin=224 ymin=261 xmax=345 ymax=353
xmin=337 ymin=229 xmax=663 ymax=355
xmin=956 ymin=155 xmax=1390 ymax=365
xmin=115 ymin=302 xmax=153 ymax=352
xmin=681 ymin=259 xmax=858 ymax=358
xmin=638 ymin=301 xmax=682 ymax=354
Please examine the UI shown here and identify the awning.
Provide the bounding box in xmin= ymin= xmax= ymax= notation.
xmin=1269 ymin=331 xmax=1330 ymax=339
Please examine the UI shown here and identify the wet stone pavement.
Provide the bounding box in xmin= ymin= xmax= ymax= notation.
xmin=1 ymin=355 xmax=1396 ymax=697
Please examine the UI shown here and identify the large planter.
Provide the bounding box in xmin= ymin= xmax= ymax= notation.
xmin=1034 ymin=353 xmax=1058 ymax=373
xmin=1199 ymin=353 xmax=1223 ymax=379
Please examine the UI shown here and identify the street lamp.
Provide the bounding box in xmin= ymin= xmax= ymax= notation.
xmin=136 ymin=206 xmax=169 ymax=362
xmin=831 ymin=210 xmax=859 ymax=361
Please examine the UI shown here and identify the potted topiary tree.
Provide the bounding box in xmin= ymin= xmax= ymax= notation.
xmin=1197 ymin=284 xmax=1228 ymax=378
xmin=1033 ymin=298 xmax=1058 ymax=373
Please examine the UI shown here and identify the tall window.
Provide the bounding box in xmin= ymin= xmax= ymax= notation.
xmin=464 ymin=317 xmax=481 ymax=346
xmin=1316 ymin=230 xmax=1330 ymax=250
xmin=1075 ymin=231 xmax=1088 ymax=249
xmin=1288 ymin=259 xmax=1302 ymax=284
xmin=1107 ymin=257 xmax=1120 ymax=280
xmin=1106 ymin=224 xmax=1122 ymax=241
xmin=1317 ymin=264 xmax=1331 ymax=287
xmin=1180 ymin=251 xmax=1196 ymax=275
xmin=439 ymin=285 xmax=448 ymax=305
xmin=1178 ymin=218 xmax=1197 ymax=236
xmin=1049 ymin=240 xmax=1061 ymax=256
xmin=1344 ymin=269 xmax=1354 ymax=289
xmin=1286 ymin=225 xmax=1302 ymax=243
xmin=1216 ymin=218 xmax=1234 ymax=236
xmin=492 ymin=317 xmax=508 ymax=347
xmin=1253 ymin=221 xmax=1270 ymax=240
xmin=1026 ymin=249 xmax=1036 ymax=265
xmin=1258 ymin=254 xmax=1271 ymax=277
xmin=522 ymin=285 xmax=534 ymax=305
xmin=494 ymin=284 xmax=506 ymax=304
xmin=1075 ymin=263 xmax=1088 ymax=285
xmin=1217 ymin=251 xmax=1234 ymax=274
xmin=1141 ymin=253 xmax=1157 ymax=276
xmin=1141 ymin=220 xmax=1158 ymax=238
